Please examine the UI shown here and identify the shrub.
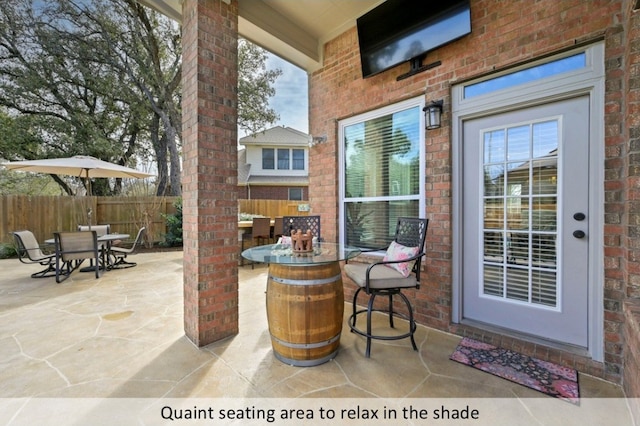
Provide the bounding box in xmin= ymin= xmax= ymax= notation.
xmin=0 ymin=243 xmax=17 ymax=259
xmin=161 ymin=198 xmax=183 ymax=247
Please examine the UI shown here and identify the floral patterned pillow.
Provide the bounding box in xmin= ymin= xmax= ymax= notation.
xmin=277 ymin=236 xmax=292 ymax=245
xmin=383 ymin=241 xmax=419 ymax=277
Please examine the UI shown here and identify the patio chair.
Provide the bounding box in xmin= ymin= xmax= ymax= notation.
xmin=12 ymin=230 xmax=56 ymax=278
xmin=77 ymin=224 xmax=110 ymax=243
xmin=271 ymin=217 xmax=284 ymax=242
xmin=344 ymin=217 xmax=429 ymax=357
xmin=108 ymin=227 xmax=146 ymax=269
xmin=54 ymin=231 xmax=102 ymax=283
xmin=78 ymin=224 xmax=110 ymax=267
xmin=282 ymin=215 xmax=321 ymax=241
xmin=242 ymin=217 xmax=272 ymax=268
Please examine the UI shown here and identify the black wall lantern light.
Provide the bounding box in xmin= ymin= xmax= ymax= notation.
xmin=423 ymin=100 xmax=443 ymax=130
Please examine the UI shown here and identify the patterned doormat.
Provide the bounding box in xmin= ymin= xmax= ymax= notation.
xmin=449 ymin=337 xmax=580 ymax=404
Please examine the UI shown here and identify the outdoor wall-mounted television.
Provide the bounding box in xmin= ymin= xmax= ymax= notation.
xmin=357 ymin=0 xmax=471 ymax=79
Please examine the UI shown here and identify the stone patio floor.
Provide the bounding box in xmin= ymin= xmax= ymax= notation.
xmin=0 ymin=251 xmax=635 ymax=425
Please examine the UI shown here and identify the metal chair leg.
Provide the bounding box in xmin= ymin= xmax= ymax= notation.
xmin=365 ymin=293 xmax=377 ymax=358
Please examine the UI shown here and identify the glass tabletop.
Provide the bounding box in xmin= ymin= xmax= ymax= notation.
xmin=242 ymin=242 xmax=361 ymax=265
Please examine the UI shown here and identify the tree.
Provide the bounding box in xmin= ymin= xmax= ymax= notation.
xmin=0 ymin=0 xmax=152 ymax=195
xmin=0 ymin=0 xmax=282 ymax=195
xmin=238 ymin=39 xmax=282 ymax=135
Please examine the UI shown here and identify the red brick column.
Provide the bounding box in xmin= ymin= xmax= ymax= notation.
xmin=181 ymin=0 xmax=239 ymax=346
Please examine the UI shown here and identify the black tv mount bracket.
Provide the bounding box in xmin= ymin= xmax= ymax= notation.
xmin=397 ymin=56 xmax=442 ymax=81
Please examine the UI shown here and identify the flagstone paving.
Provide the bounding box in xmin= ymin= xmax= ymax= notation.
xmin=0 ymin=252 xmax=633 ymax=424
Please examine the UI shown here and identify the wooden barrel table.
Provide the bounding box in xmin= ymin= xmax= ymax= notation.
xmin=266 ymin=262 xmax=344 ymax=366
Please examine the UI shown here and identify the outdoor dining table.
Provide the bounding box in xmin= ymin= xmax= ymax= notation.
xmin=45 ymin=232 xmax=130 ymax=271
xmin=241 ymin=242 xmax=361 ymax=366
xmin=237 ymin=219 xmax=275 ymax=238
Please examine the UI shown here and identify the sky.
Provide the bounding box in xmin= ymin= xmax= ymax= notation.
xmin=262 ymin=53 xmax=309 ymax=135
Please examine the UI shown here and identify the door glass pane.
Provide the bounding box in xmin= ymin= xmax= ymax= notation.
xmin=481 ymin=119 xmax=559 ymax=307
xmin=531 ymin=269 xmax=557 ymax=306
xmin=483 ymin=265 xmax=504 ymax=297
xmin=484 ymin=231 xmax=505 ymax=263
xmin=533 ymin=120 xmax=559 ymax=157
xmin=484 ymin=129 xmax=505 ymax=163
xmin=484 ymin=199 xmax=504 ymax=228
xmin=532 ymin=159 xmax=557 ymax=195
xmin=484 ymin=165 xmax=504 ymax=196
xmin=507 ymin=125 xmax=530 ymax=161
xmin=505 ymin=267 xmax=529 ymax=301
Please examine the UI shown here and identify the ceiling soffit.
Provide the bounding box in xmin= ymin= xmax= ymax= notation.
xmin=138 ymin=0 xmax=383 ymax=72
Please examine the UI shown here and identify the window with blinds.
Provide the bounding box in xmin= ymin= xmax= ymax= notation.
xmin=339 ymin=98 xmax=424 ymax=249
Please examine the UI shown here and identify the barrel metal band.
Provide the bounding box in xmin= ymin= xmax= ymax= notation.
xmin=271 ymin=332 xmax=341 ymax=349
xmin=269 ymin=273 xmax=342 ymax=286
xmin=273 ymin=349 xmax=338 ymax=367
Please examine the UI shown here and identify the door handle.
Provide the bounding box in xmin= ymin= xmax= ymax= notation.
xmin=573 ymin=212 xmax=586 ymax=221
xmin=573 ymin=230 xmax=586 ymax=239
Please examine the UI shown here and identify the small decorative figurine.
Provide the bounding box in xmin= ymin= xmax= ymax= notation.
xmin=291 ymin=228 xmax=313 ymax=254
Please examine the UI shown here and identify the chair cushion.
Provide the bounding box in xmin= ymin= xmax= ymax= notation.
xmin=382 ymin=241 xmax=419 ymax=277
xmin=277 ymin=236 xmax=292 ymax=245
xmin=344 ymin=263 xmax=417 ymax=290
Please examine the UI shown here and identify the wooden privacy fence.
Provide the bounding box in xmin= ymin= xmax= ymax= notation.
xmin=1 ymin=195 xmax=179 ymax=246
xmin=239 ymin=199 xmax=310 ymax=218
xmin=1 ymin=196 xmax=309 ymax=247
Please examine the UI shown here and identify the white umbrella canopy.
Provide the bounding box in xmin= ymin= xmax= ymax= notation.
xmin=3 ymin=155 xmax=155 ymax=228
xmin=2 ymin=155 xmax=154 ymax=179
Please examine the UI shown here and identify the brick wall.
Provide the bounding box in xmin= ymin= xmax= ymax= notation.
xmin=309 ymin=0 xmax=630 ymax=382
xmin=623 ymin=0 xmax=640 ymax=402
xmin=240 ymin=186 xmax=308 ymax=200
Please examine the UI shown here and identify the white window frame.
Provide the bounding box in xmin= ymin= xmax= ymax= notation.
xmin=338 ymin=95 xmax=426 ymax=247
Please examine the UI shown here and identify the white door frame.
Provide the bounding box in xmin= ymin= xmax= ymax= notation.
xmin=451 ymin=43 xmax=605 ymax=360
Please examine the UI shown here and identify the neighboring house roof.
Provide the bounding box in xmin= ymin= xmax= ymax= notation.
xmin=239 ymin=126 xmax=311 ymax=147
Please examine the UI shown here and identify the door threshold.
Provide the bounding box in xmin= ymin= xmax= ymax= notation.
xmin=460 ymin=319 xmax=591 ymax=359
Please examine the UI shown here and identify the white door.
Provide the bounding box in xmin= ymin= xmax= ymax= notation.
xmin=462 ymin=96 xmax=589 ymax=347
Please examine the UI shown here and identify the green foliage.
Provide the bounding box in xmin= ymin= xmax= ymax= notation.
xmin=0 ymin=243 xmax=17 ymax=259
xmin=238 ymin=39 xmax=283 ymax=135
xmin=239 ymin=212 xmax=267 ymax=221
xmin=161 ymin=197 xmax=182 ymax=247
xmin=0 ymin=2 xmax=283 ymax=198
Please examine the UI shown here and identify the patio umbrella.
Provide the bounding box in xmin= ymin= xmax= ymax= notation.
xmin=2 ymin=155 xmax=154 ymax=194
xmin=2 ymin=155 xmax=155 ymax=226
xmin=2 ymin=155 xmax=153 ymax=179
